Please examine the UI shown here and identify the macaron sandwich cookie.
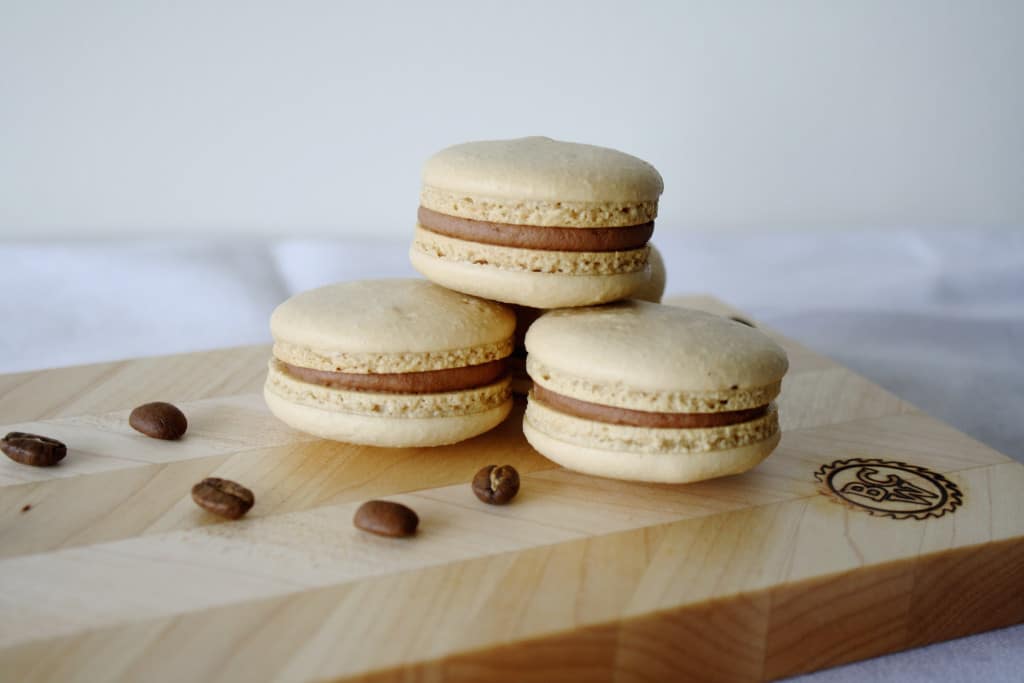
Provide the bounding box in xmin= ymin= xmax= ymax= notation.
xmin=410 ymin=136 xmax=664 ymax=309
xmin=523 ymin=302 xmax=789 ymax=483
xmin=264 ymin=279 xmax=515 ymax=447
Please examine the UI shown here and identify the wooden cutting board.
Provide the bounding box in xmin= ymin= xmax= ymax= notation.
xmin=0 ymin=295 xmax=1021 ymax=682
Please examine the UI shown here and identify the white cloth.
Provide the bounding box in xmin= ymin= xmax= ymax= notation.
xmin=2 ymin=230 xmax=1021 ymax=679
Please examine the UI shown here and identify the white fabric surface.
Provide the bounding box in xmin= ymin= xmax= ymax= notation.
xmin=2 ymin=230 xmax=1022 ymax=679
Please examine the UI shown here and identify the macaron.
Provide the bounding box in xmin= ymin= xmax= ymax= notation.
xmin=507 ymin=244 xmax=668 ymax=396
xmin=410 ymin=136 xmax=664 ymax=308
xmin=522 ymin=302 xmax=789 ymax=483
xmin=264 ymin=279 xmax=515 ymax=447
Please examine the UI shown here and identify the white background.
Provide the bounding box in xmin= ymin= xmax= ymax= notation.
xmin=2 ymin=0 xmax=1022 ymax=239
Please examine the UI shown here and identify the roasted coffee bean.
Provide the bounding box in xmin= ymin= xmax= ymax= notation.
xmin=472 ymin=464 xmax=520 ymax=505
xmin=354 ymin=500 xmax=419 ymax=538
xmin=729 ymin=316 xmax=755 ymax=327
xmin=1 ymin=432 xmax=67 ymax=467
xmin=21 ymin=504 xmax=32 ymax=513
xmin=129 ymin=402 xmax=188 ymax=440
xmin=191 ymin=477 xmax=254 ymax=519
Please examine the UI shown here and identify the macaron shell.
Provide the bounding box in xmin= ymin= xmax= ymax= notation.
xmin=272 ymin=337 xmax=514 ymax=375
xmin=265 ymin=387 xmax=512 ymax=448
xmin=410 ymin=242 xmax=651 ymax=308
xmin=523 ymin=417 xmax=779 ymax=484
xmin=422 ymin=136 xmax=664 ymax=204
xmin=420 ymin=186 xmax=658 ymax=229
xmin=526 ymin=302 xmax=789 ymax=396
xmin=270 ymin=279 xmax=515 ymax=359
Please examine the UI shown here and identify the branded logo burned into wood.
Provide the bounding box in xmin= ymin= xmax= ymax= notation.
xmin=814 ymin=458 xmax=962 ymax=520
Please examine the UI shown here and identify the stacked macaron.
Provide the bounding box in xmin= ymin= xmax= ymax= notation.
xmin=263 ymin=135 xmax=788 ymax=485
xmin=410 ymin=136 xmax=664 ymax=309
xmin=522 ymin=302 xmax=789 ymax=483
xmin=264 ymin=280 xmax=514 ymax=448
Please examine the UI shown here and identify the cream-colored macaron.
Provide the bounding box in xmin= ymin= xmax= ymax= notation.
xmin=264 ymin=279 xmax=515 ymax=447
xmin=523 ymin=301 xmax=789 ymax=483
xmin=410 ymin=136 xmax=664 ymax=308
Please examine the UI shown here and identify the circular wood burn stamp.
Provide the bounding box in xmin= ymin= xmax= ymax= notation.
xmin=814 ymin=458 xmax=963 ymax=520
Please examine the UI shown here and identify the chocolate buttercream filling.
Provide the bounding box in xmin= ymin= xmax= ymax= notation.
xmin=418 ymin=207 xmax=653 ymax=252
xmin=532 ymin=384 xmax=770 ymax=428
xmin=281 ymin=359 xmax=507 ymax=394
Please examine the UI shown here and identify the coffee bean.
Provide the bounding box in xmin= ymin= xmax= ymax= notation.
xmin=472 ymin=464 xmax=520 ymax=505
xmin=354 ymin=500 xmax=418 ymax=538
xmin=191 ymin=477 xmax=254 ymax=519
xmin=1 ymin=432 xmax=67 ymax=467
xmin=130 ymin=402 xmax=188 ymax=440
xmin=729 ymin=316 xmax=755 ymax=327
xmin=21 ymin=504 xmax=32 ymax=513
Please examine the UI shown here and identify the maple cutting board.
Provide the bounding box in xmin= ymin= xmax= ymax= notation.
xmin=0 ymin=295 xmax=1022 ymax=683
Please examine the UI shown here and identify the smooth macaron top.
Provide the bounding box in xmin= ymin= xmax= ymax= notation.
xmin=526 ymin=301 xmax=788 ymax=408
xmin=271 ymin=279 xmax=515 ymax=373
xmin=422 ymin=137 xmax=664 ymax=204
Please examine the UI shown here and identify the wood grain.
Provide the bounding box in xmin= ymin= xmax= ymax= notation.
xmin=0 ymin=295 xmax=1020 ymax=682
